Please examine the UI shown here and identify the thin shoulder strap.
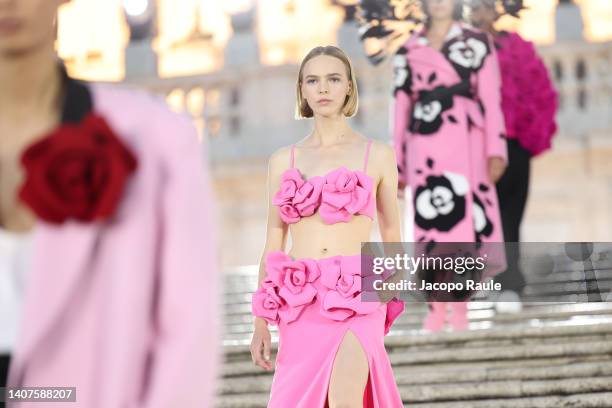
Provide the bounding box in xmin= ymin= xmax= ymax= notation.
xmin=363 ymin=139 xmax=373 ymax=172
xmin=289 ymin=144 xmax=296 ymax=168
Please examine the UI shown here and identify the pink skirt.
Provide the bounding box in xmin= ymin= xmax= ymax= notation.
xmin=251 ymin=251 xmax=405 ymax=407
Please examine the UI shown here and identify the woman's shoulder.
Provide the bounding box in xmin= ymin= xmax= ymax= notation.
xmin=362 ymin=137 xmax=395 ymax=165
xmin=268 ymin=144 xmax=294 ymax=172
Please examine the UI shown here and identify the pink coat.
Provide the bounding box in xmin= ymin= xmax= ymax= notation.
xmin=496 ymin=31 xmax=558 ymax=156
xmin=8 ymin=83 xmax=220 ymax=408
xmin=393 ymin=23 xmax=507 ymax=246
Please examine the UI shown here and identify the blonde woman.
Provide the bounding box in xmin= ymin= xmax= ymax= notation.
xmin=250 ymin=46 xmax=405 ymax=407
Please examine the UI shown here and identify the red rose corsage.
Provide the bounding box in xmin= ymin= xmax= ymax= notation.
xmin=19 ymin=113 xmax=137 ymax=224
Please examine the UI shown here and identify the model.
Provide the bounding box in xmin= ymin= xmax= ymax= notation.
xmin=391 ymin=0 xmax=508 ymax=331
xmin=250 ymin=45 xmax=405 ymax=407
xmin=470 ymin=0 xmax=558 ymax=312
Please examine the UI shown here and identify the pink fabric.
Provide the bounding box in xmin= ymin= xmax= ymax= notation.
xmin=273 ymin=167 xmax=375 ymax=225
xmin=272 ymin=168 xmax=325 ymax=223
xmin=320 ymin=167 xmax=374 ymax=224
xmin=496 ymin=32 xmax=558 ymax=156
xmin=392 ymin=24 xmax=507 ymax=262
xmin=8 ymin=84 xmax=220 ymax=408
xmin=251 ymin=251 xmax=404 ymax=407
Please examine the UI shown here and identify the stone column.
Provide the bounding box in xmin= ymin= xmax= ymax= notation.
xmin=224 ymin=7 xmax=260 ymax=68
xmin=123 ymin=0 xmax=158 ymax=79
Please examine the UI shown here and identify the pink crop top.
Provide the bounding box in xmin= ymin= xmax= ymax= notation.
xmin=273 ymin=140 xmax=375 ymax=225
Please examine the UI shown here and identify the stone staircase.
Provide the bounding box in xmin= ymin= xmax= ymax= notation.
xmin=216 ymin=248 xmax=612 ymax=407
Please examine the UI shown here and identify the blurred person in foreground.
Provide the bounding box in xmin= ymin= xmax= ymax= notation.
xmin=0 ymin=0 xmax=220 ymax=407
xmin=469 ymin=0 xmax=558 ymax=313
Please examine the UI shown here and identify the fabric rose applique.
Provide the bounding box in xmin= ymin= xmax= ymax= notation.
xmin=272 ymin=168 xmax=324 ymax=224
xmin=319 ymin=167 xmax=373 ymax=224
xmin=251 ymin=251 xmax=321 ymax=324
xmin=250 ymin=279 xmax=285 ymax=325
xmin=19 ymin=113 xmax=137 ymax=224
xmin=318 ymin=256 xmax=381 ymax=321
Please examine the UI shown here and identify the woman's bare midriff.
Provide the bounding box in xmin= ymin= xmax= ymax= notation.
xmin=287 ymin=214 xmax=373 ymax=260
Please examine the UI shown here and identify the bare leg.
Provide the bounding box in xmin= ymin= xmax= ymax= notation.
xmin=327 ymin=330 xmax=369 ymax=408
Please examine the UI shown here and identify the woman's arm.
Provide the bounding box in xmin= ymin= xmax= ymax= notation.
xmin=376 ymin=142 xmax=402 ymax=243
xmin=374 ymin=142 xmax=405 ymax=303
xmin=477 ymin=34 xmax=508 ymax=182
xmin=391 ymin=50 xmax=413 ymax=191
xmin=257 ymin=148 xmax=290 ymax=287
xmin=250 ymin=147 xmax=289 ymax=370
xmin=393 ymin=91 xmax=412 ymax=190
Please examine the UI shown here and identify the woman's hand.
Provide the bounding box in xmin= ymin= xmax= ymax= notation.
xmin=250 ymin=318 xmax=274 ymax=371
xmin=488 ymin=156 xmax=507 ymax=184
xmin=397 ymin=181 xmax=407 ymax=199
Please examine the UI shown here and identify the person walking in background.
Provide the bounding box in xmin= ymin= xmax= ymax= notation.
xmin=392 ymin=0 xmax=508 ymax=331
xmin=0 ymin=0 xmax=220 ymax=407
xmin=470 ymin=0 xmax=558 ymax=313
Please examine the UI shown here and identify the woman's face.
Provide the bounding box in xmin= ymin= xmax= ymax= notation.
xmin=425 ymin=0 xmax=457 ymax=21
xmin=300 ymin=55 xmax=351 ymax=118
xmin=0 ymin=0 xmax=67 ymax=56
xmin=469 ymin=0 xmax=497 ymax=29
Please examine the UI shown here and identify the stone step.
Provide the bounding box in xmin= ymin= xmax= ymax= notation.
xmin=225 ymin=352 xmax=612 ymax=379
xmin=389 ymin=340 xmax=612 ymax=366
xmin=223 ymin=322 xmax=612 ymax=357
xmin=222 ymin=339 xmax=612 ymax=378
xmin=401 ymin=376 xmax=612 ymax=402
xmin=407 ymin=392 xmax=612 ymax=408
xmin=224 ymin=332 xmax=612 ymax=363
xmin=215 ymin=394 xmax=268 ymax=408
xmin=214 ymin=390 xmax=612 ymax=408
xmin=222 ymin=307 xmax=612 ymax=341
xmin=222 ymin=301 xmax=612 ymax=324
xmin=218 ymin=360 xmax=612 ymax=395
xmin=384 ymin=321 xmax=612 ymax=347
xmin=395 ymin=354 xmax=611 ymax=373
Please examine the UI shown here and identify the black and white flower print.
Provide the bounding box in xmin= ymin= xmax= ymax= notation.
xmin=448 ymin=38 xmax=488 ymax=70
xmin=443 ymin=30 xmax=491 ymax=80
xmin=392 ymin=46 xmax=412 ymax=95
xmin=472 ymin=193 xmax=493 ymax=242
xmin=414 ymin=171 xmax=469 ymax=232
xmin=409 ymin=86 xmax=454 ymax=135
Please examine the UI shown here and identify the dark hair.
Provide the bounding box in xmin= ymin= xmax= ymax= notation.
xmin=422 ymin=0 xmax=465 ymax=26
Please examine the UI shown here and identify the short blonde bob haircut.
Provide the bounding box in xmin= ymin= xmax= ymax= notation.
xmin=295 ymin=46 xmax=359 ymax=119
